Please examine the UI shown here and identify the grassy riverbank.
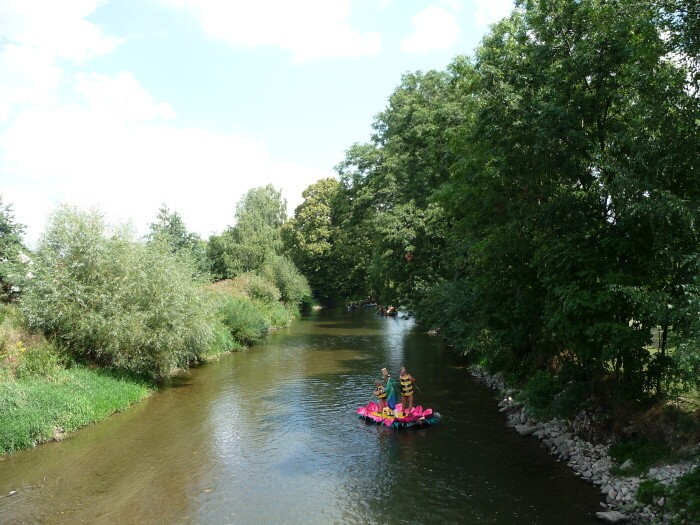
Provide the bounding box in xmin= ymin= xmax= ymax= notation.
xmin=0 ymin=272 xmax=307 ymax=456
xmin=0 ymin=366 xmax=152 ymax=454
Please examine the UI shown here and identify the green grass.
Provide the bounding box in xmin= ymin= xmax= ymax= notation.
xmin=0 ymin=366 xmax=152 ymax=455
xmin=609 ymin=438 xmax=679 ymax=476
xmin=637 ymin=479 xmax=666 ymax=504
xmin=669 ymin=465 xmax=700 ymax=525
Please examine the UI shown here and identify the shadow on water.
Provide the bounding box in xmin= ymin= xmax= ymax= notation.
xmin=0 ymin=307 xmax=602 ymax=524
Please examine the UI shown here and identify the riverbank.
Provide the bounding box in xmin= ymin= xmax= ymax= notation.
xmin=0 ymin=366 xmax=152 ymax=455
xmin=469 ymin=366 xmax=699 ymax=525
xmin=0 ymin=278 xmax=306 ymax=456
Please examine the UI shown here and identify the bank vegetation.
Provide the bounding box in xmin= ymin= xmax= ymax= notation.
xmin=0 ymin=186 xmax=311 ymax=455
xmin=281 ymin=1 xmax=699 ymax=521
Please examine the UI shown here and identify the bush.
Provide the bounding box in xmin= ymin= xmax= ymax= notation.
xmin=243 ymin=272 xmax=282 ymax=303
xmin=609 ymin=438 xmax=676 ymax=475
xmin=20 ymin=206 xmax=214 ymax=380
xmin=261 ymin=300 xmax=293 ymax=327
xmin=0 ymin=305 xmax=56 ymax=381
xmin=669 ymin=465 xmax=700 ymax=524
xmin=219 ymin=296 xmax=270 ymax=346
xmin=207 ymin=321 xmax=244 ymax=356
xmin=523 ymin=370 xmax=559 ymax=418
xmin=15 ymin=341 xmax=63 ymax=380
xmin=637 ymin=479 xmax=666 ymax=505
xmin=262 ymin=255 xmax=311 ymax=307
xmin=552 ymin=381 xmax=591 ymax=418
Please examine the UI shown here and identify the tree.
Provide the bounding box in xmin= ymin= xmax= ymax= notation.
xmin=330 ymin=66 xmax=473 ymax=305
xmin=442 ymin=0 xmax=700 ymax=397
xmin=0 ymin=196 xmax=27 ymax=302
xmin=21 ymin=205 xmax=214 ymax=379
xmin=209 ymin=185 xmax=288 ymax=278
xmin=147 ymin=204 xmax=208 ymax=278
xmin=282 ymin=178 xmax=342 ymax=303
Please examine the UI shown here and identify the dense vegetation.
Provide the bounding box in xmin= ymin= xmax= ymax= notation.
xmin=0 ymin=186 xmax=311 ymax=453
xmin=0 ymin=6 xmax=696 ymax=511
xmin=285 ymin=0 xmax=700 ymax=423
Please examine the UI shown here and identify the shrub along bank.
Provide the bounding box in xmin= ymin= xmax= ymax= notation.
xmin=1 ymin=204 xmax=311 ymax=455
xmin=1 ymin=276 xmax=304 ymax=456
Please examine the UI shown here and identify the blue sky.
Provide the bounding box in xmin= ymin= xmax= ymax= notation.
xmin=1 ymin=0 xmax=514 ymax=246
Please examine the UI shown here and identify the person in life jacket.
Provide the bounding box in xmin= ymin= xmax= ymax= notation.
xmin=399 ymin=367 xmax=416 ymax=411
xmin=373 ymin=380 xmax=387 ymax=412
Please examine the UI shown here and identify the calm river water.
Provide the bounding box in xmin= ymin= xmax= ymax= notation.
xmin=0 ymin=308 xmax=602 ymax=524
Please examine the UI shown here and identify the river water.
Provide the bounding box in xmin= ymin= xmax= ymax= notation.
xmin=0 ymin=308 xmax=602 ymax=524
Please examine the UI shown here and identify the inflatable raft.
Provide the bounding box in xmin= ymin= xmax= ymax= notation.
xmin=357 ymin=402 xmax=440 ymax=429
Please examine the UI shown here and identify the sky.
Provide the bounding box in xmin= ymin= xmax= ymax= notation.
xmin=1 ymin=0 xmax=514 ymax=247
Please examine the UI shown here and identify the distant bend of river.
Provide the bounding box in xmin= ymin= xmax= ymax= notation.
xmin=0 ymin=307 xmax=601 ymax=524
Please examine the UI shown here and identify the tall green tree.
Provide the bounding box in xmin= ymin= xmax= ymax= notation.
xmin=443 ymin=0 xmax=700 ymax=397
xmin=0 ymin=196 xmax=27 ymax=302
xmin=332 ymin=65 xmax=473 ymax=305
xmin=147 ymin=204 xmax=208 ymax=278
xmin=209 ymin=185 xmax=287 ymax=278
xmin=282 ymin=178 xmax=341 ymax=303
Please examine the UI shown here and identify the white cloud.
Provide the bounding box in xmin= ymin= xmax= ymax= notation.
xmin=441 ymin=0 xmax=463 ymax=12
xmin=400 ymin=6 xmax=460 ymax=54
xmin=1 ymin=72 xmax=330 ymax=246
xmin=0 ymin=2 xmax=332 ymax=246
xmin=474 ymin=0 xmax=514 ymax=27
xmin=75 ymin=72 xmax=176 ymax=123
xmin=0 ymin=0 xmax=122 ymax=121
xmin=155 ymin=0 xmax=381 ymax=62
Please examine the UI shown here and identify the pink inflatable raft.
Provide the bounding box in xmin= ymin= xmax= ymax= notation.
xmin=356 ymin=402 xmax=441 ymax=429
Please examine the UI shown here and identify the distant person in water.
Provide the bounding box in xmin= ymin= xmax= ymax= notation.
xmin=373 ymin=380 xmax=387 ymax=412
xmin=381 ymin=367 xmax=399 ymax=409
xmin=399 ymin=367 xmax=415 ymax=411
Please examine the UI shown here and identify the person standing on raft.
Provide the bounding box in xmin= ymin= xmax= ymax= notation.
xmin=399 ymin=367 xmax=416 ymax=411
xmin=373 ymin=380 xmax=388 ymax=412
xmin=381 ymin=368 xmax=399 ymax=409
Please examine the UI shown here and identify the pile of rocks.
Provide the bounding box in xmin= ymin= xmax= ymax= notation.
xmin=469 ymin=365 xmax=698 ymax=525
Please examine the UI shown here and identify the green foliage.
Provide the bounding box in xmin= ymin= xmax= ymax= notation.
xmin=0 ymin=195 xmax=28 ymax=302
xmin=20 ymin=206 xmax=214 ymax=380
xmin=637 ymin=479 xmax=666 ymax=505
xmin=243 ymin=272 xmax=282 ymax=303
xmin=147 ymin=203 xmax=209 ymax=278
xmin=260 ymin=300 xmax=292 ymax=327
xmin=219 ymin=296 xmax=270 ymax=346
xmin=209 ymin=185 xmax=288 ymax=278
xmin=0 ymin=366 xmax=151 ymax=454
xmin=0 ymin=304 xmax=59 ymax=382
xmin=523 ymin=371 xmax=559 ymax=418
xmin=329 ymin=67 xmax=468 ymax=306
xmin=282 ymin=178 xmax=341 ymax=303
xmin=609 ymin=438 xmax=677 ymax=476
xmin=552 ymin=381 xmax=592 ymax=419
xmin=669 ymin=465 xmax=700 ymax=524
xmin=206 ymin=186 xmax=311 ymax=314
xmin=15 ymin=341 xmax=63 ymax=380
xmin=207 ymin=321 xmax=244 ymax=356
xmin=262 ymin=255 xmax=311 ymax=306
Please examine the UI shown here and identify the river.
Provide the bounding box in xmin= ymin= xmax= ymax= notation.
xmin=0 ymin=307 xmax=602 ymax=524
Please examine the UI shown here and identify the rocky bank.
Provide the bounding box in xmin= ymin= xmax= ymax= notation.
xmin=470 ymin=366 xmax=698 ymax=525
